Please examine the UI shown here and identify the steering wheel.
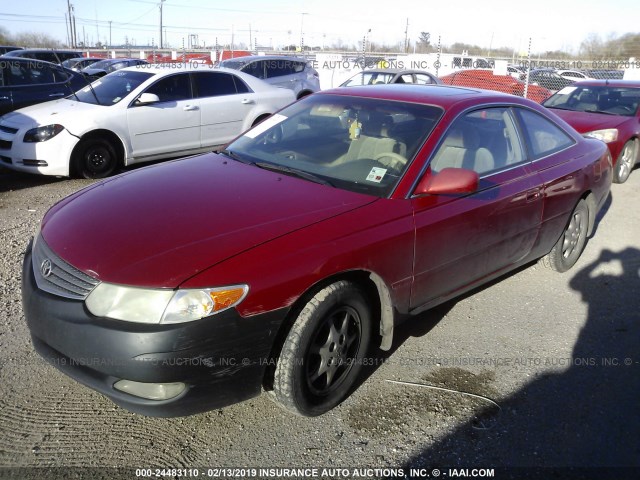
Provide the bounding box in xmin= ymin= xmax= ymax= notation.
xmin=374 ymin=152 xmax=407 ymax=171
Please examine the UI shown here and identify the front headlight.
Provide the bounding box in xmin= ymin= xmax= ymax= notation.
xmin=23 ymin=124 xmax=65 ymax=143
xmin=85 ymin=283 xmax=249 ymax=324
xmin=584 ymin=128 xmax=618 ymax=143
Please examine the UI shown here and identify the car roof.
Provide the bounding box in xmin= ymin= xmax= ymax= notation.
xmin=221 ymin=55 xmax=308 ymax=62
xmin=2 ymin=48 xmax=79 ymax=55
xmin=570 ymin=79 xmax=640 ymax=88
xmin=322 ymin=83 xmax=535 ymax=108
xmin=116 ymin=64 xmax=269 ymax=85
xmin=356 ymin=69 xmax=433 ymax=75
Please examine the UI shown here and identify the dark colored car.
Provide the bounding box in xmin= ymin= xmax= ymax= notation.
xmin=2 ymin=49 xmax=82 ymax=64
xmin=544 ymin=80 xmax=640 ymax=183
xmin=440 ymin=69 xmax=552 ymax=103
xmin=218 ymin=55 xmax=320 ymax=99
xmin=23 ymin=85 xmax=611 ymax=417
xmin=61 ymin=57 xmax=103 ymax=72
xmin=340 ymin=69 xmax=441 ymax=87
xmin=527 ymin=68 xmax=576 ymax=92
xmin=0 ymin=46 xmax=23 ymax=55
xmin=0 ymin=57 xmax=88 ymax=115
xmin=81 ymin=58 xmax=149 ymax=79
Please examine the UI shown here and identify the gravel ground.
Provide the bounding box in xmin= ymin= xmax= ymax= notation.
xmin=0 ymin=164 xmax=638 ymax=480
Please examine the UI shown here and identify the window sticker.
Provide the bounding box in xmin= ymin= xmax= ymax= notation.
xmin=366 ymin=167 xmax=387 ymax=183
xmin=556 ymin=86 xmax=577 ymax=95
xmin=244 ymin=113 xmax=287 ymax=138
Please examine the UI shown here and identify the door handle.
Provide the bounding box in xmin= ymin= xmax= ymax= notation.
xmin=183 ymin=105 xmax=199 ymax=111
xmin=241 ymin=98 xmax=254 ymax=104
xmin=526 ymin=188 xmax=541 ymax=202
xmin=48 ymin=93 xmax=65 ymax=97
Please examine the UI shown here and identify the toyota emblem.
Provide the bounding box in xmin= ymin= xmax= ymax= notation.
xmin=40 ymin=259 xmax=53 ymax=278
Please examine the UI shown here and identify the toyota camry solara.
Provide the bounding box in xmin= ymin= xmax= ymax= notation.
xmin=22 ymin=85 xmax=612 ymax=417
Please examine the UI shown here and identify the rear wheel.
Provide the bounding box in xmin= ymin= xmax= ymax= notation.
xmin=613 ymin=139 xmax=638 ymax=184
xmin=73 ymin=137 xmax=119 ymax=179
xmin=542 ymin=199 xmax=589 ymax=272
xmin=272 ymin=281 xmax=371 ymax=416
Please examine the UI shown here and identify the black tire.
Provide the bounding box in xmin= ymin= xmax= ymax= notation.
xmin=272 ymin=281 xmax=372 ymax=416
xmin=73 ymin=137 xmax=119 ymax=179
xmin=542 ymin=199 xmax=589 ymax=273
xmin=613 ymin=139 xmax=638 ymax=184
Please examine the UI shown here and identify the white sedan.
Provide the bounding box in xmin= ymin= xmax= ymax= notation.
xmin=0 ymin=64 xmax=296 ymax=178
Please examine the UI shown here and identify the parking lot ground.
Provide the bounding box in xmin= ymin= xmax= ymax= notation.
xmin=0 ymin=164 xmax=638 ymax=479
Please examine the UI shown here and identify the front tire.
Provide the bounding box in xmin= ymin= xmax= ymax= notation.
xmin=272 ymin=281 xmax=372 ymax=416
xmin=73 ymin=138 xmax=119 ymax=179
xmin=613 ymin=139 xmax=638 ymax=184
xmin=542 ymin=199 xmax=589 ymax=272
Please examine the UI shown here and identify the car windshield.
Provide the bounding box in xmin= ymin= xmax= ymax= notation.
xmin=71 ymin=70 xmax=154 ymax=105
xmin=342 ymin=72 xmax=396 ymax=87
xmin=218 ymin=60 xmax=248 ymax=70
xmin=87 ymin=59 xmax=117 ymax=70
xmin=544 ymin=85 xmax=640 ymax=116
xmin=224 ymin=94 xmax=442 ymax=197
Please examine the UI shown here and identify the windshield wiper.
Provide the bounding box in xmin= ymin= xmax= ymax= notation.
xmin=583 ymin=109 xmax=616 ymax=115
xmin=255 ymin=162 xmax=334 ymax=187
xmin=219 ymin=148 xmax=253 ymax=164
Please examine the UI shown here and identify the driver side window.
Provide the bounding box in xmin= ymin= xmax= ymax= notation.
xmin=429 ymin=108 xmax=525 ymax=176
xmin=145 ymin=73 xmax=192 ymax=102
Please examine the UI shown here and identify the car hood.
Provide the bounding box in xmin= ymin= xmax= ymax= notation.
xmin=41 ymin=154 xmax=377 ymax=288
xmin=549 ymin=108 xmax=628 ymax=133
xmin=0 ymin=98 xmax=102 ymax=128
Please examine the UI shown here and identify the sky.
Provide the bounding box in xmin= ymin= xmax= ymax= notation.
xmin=0 ymin=0 xmax=637 ymax=54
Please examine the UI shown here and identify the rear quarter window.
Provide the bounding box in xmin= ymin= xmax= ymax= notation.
xmin=516 ymin=108 xmax=575 ymax=159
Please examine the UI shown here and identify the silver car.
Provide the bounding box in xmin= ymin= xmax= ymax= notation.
xmin=219 ymin=55 xmax=320 ymax=99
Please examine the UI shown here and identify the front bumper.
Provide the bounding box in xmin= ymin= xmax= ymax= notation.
xmin=22 ymin=242 xmax=288 ymax=417
xmin=0 ymin=126 xmax=77 ymax=176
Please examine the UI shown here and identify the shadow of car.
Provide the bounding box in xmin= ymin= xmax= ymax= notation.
xmin=544 ymin=80 xmax=640 ymax=183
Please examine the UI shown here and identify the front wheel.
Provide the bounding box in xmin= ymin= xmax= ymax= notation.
xmin=542 ymin=199 xmax=589 ymax=273
xmin=613 ymin=139 xmax=638 ymax=184
xmin=272 ymin=281 xmax=372 ymax=416
xmin=73 ymin=138 xmax=119 ymax=179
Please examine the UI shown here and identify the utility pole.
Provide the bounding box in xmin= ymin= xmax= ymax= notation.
xmin=159 ymin=0 xmax=166 ymax=49
xmin=404 ymin=18 xmax=409 ymax=53
xmin=109 ymin=21 xmax=112 ymax=48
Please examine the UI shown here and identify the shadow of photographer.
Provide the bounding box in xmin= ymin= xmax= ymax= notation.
xmin=400 ymin=247 xmax=640 ymax=479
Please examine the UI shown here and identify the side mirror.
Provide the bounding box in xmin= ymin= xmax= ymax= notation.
xmin=136 ymin=93 xmax=160 ymax=105
xmin=414 ymin=167 xmax=479 ymax=196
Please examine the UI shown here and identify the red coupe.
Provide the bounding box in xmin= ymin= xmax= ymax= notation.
xmin=543 ymin=80 xmax=640 ymax=183
xmin=23 ymin=85 xmax=612 ymax=417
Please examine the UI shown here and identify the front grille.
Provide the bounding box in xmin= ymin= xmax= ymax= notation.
xmin=32 ymin=235 xmax=100 ymax=300
xmin=0 ymin=125 xmax=18 ymax=135
xmin=0 ymin=139 xmax=11 ymax=150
